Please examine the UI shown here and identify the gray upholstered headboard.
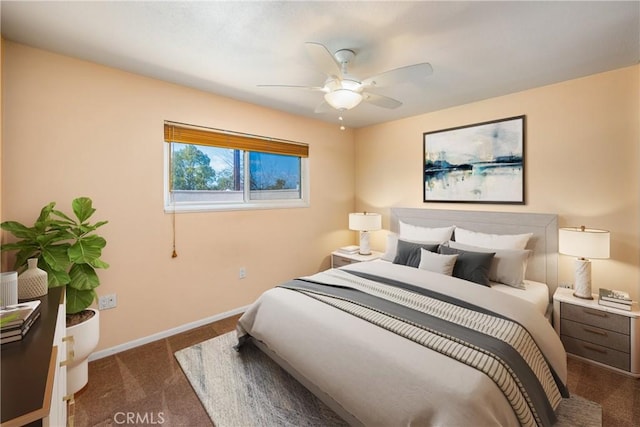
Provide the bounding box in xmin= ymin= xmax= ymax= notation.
xmin=390 ymin=208 xmax=558 ymax=297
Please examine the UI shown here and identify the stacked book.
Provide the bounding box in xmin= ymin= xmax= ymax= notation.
xmin=1 ymin=300 xmax=41 ymax=344
xmin=338 ymin=245 xmax=360 ymax=255
xmin=598 ymin=288 xmax=633 ymax=311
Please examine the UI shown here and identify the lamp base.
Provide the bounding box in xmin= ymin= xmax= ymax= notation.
xmin=572 ymin=258 xmax=593 ymax=299
xmin=358 ymin=231 xmax=371 ymax=255
xmin=572 ymin=292 xmax=594 ymax=300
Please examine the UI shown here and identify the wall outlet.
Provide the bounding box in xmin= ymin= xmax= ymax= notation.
xmin=239 ymin=267 xmax=247 ymax=279
xmin=98 ymin=293 xmax=117 ymax=310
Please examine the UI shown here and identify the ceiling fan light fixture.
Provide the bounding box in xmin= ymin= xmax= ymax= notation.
xmin=324 ymin=89 xmax=363 ymax=110
xmin=340 ymin=77 xmax=361 ymax=91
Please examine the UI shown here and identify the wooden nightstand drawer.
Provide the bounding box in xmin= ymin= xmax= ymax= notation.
xmin=554 ymin=288 xmax=640 ymax=377
xmin=561 ymin=335 xmax=630 ymax=371
xmin=330 ymin=250 xmax=382 ymax=269
xmin=332 ymin=255 xmax=356 ymax=268
xmin=561 ymin=302 xmax=630 ymax=334
xmin=560 ymin=318 xmax=629 ymax=353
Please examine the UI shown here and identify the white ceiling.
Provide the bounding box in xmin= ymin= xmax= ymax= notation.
xmin=1 ymin=1 xmax=638 ymax=128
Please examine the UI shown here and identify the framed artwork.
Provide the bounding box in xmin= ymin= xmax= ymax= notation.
xmin=423 ymin=115 xmax=525 ymax=204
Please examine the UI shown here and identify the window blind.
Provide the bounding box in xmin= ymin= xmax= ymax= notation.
xmin=164 ymin=122 xmax=308 ymax=157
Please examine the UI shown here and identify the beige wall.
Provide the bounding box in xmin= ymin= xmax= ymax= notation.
xmin=355 ymin=65 xmax=640 ymax=300
xmin=1 ymin=42 xmax=355 ymax=351
xmin=3 ymin=39 xmax=639 ymax=353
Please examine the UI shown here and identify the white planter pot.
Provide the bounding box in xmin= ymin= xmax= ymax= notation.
xmin=66 ymin=308 xmax=100 ymax=395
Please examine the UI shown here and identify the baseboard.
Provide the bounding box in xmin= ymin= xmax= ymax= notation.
xmin=88 ymin=305 xmax=250 ymax=361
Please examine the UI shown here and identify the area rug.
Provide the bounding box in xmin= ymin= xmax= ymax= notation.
xmin=175 ymin=332 xmax=602 ymax=427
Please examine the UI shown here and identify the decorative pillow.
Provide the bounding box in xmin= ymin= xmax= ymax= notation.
xmin=448 ymin=241 xmax=530 ymax=289
xmin=383 ymin=232 xmax=442 ymax=262
xmin=418 ymin=248 xmax=458 ymax=276
xmin=454 ymin=228 xmax=532 ymax=250
xmin=438 ymin=245 xmax=495 ymax=286
xmin=382 ymin=232 xmax=399 ymax=261
xmin=393 ymin=240 xmax=439 ymax=268
xmin=399 ymin=221 xmax=455 ymax=244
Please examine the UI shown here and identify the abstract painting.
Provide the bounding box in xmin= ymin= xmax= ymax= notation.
xmin=423 ymin=115 xmax=525 ymax=204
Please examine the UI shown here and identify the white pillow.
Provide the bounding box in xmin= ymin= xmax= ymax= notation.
xmin=454 ymin=228 xmax=532 ymax=250
xmin=418 ymin=248 xmax=458 ymax=276
xmin=399 ymin=221 xmax=455 ymax=243
xmin=382 ymin=232 xmax=399 ymax=261
xmin=447 ymin=241 xmax=531 ymax=289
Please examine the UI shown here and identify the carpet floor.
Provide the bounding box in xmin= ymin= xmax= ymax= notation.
xmin=176 ymin=332 xmax=601 ymax=427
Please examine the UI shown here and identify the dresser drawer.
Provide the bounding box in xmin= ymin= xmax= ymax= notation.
xmin=561 ymin=335 xmax=630 ymax=371
xmin=561 ymin=302 xmax=630 ymax=334
xmin=332 ymin=255 xmax=356 ymax=268
xmin=560 ymin=318 xmax=629 ymax=353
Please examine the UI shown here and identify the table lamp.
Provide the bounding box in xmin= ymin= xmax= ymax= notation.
xmin=559 ymin=226 xmax=610 ymax=299
xmin=1 ymin=271 xmax=18 ymax=308
xmin=349 ymin=212 xmax=382 ymax=255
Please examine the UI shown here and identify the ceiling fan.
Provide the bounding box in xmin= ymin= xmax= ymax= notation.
xmin=259 ymin=42 xmax=433 ymax=112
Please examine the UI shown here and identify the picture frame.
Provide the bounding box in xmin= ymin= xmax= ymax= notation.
xmin=423 ymin=115 xmax=525 ymax=204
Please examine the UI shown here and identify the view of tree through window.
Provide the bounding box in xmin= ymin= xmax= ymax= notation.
xmin=165 ymin=122 xmax=308 ymax=211
xmin=169 ymin=143 xmax=302 ymax=206
xmin=249 ymin=152 xmax=300 ymax=191
xmin=171 ymin=143 xmax=242 ymax=191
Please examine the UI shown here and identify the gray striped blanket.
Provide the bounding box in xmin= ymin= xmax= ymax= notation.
xmin=279 ymin=269 xmax=567 ymax=427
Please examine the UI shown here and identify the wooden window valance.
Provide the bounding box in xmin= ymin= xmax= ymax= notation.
xmin=164 ymin=122 xmax=308 ymax=158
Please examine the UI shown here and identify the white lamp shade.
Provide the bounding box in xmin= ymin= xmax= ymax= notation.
xmin=349 ymin=212 xmax=382 ymax=231
xmin=559 ymin=227 xmax=610 ymax=259
xmin=324 ymin=89 xmax=363 ymax=110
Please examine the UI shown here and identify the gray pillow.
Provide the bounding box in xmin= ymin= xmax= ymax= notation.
xmin=393 ymin=240 xmax=439 ymax=268
xmin=438 ymin=245 xmax=495 ymax=286
xmin=447 ymin=241 xmax=531 ymax=289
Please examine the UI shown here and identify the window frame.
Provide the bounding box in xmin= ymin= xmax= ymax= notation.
xmin=164 ymin=122 xmax=310 ymax=213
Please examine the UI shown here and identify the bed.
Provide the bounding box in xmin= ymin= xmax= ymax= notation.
xmin=236 ymin=208 xmax=567 ymax=426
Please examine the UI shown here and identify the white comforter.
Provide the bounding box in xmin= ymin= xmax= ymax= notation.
xmin=237 ymin=260 xmax=567 ymax=427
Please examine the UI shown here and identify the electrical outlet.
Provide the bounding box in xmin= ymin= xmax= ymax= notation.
xmin=239 ymin=267 xmax=247 ymax=279
xmin=98 ymin=293 xmax=117 ymax=310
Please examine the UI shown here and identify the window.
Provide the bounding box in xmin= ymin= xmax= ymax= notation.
xmin=164 ymin=122 xmax=309 ymax=212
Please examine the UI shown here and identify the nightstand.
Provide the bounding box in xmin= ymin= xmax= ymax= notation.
xmin=553 ymin=287 xmax=640 ymax=377
xmin=331 ymin=250 xmax=383 ymax=268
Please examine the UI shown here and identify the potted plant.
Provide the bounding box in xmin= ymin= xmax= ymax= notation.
xmin=1 ymin=196 xmax=108 ymax=394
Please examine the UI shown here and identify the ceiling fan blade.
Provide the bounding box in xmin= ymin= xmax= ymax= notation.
xmin=362 ymin=63 xmax=433 ymax=88
xmin=305 ymin=42 xmax=342 ymax=78
xmin=362 ymin=92 xmax=403 ymax=109
xmin=257 ymin=84 xmax=325 ymax=92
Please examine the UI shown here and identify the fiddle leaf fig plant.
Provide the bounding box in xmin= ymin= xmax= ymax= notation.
xmin=1 ymin=197 xmax=109 ymax=315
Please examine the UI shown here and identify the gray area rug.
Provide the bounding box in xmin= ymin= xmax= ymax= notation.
xmin=175 ymin=332 xmax=601 ymax=427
